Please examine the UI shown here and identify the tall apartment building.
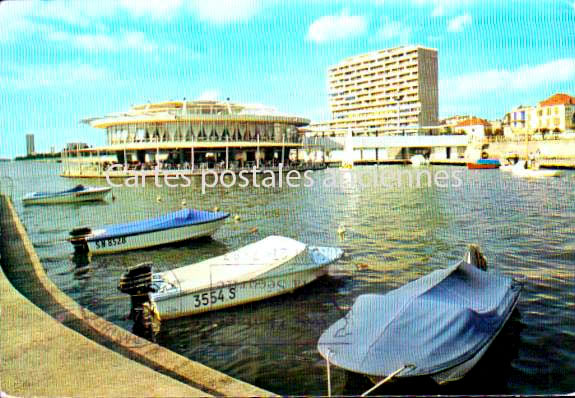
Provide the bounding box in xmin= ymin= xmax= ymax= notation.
xmin=26 ymin=134 xmax=35 ymax=156
xmin=307 ymin=45 xmax=438 ymax=136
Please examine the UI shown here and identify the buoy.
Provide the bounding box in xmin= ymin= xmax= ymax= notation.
xmin=213 ymin=206 xmax=220 ymax=212
xmin=156 ymin=195 xmax=162 ymax=203
xmin=181 ymin=199 xmax=187 ymax=208
xmin=234 ymin=215 xmax=241 ymax=222
xmin=337 ymin=224 xmax=346 ymax=237
xmin=249 ymin=227 xmax=258 ymax=234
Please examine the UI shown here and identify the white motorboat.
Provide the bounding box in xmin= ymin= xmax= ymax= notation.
xmin=410 ymin=154 xmax=429 ymax=167
xmin=118 ymin=236 xmax=344 ymax=326
xmin=69 ymin=208 xmax=229 ymax=255
xmin=511 ymin=160 xmax=563 ymax=178
xmin=22 ymin=184 xmax=111 ymax=205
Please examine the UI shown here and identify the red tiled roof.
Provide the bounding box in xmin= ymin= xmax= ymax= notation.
xmin=455 ymin=117 xmax=490 ymax=127
xmin=539 ymin=93 xmax=575 ymax=107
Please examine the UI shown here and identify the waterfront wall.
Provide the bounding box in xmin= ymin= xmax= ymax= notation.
xmin=0 ymin=194 xmax=274 ymax=397
xmin=484 ymin=139 xmax=575 ymax=159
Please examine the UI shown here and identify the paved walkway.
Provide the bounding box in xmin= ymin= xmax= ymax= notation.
xmin=0 ymin=262 xmax=208 ymax=397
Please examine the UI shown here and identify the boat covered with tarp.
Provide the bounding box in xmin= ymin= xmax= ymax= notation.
xmin=69 ymin=208 xmax=229 ymax=255
xmin=317 ymin=245 xmax=521 ymax=394
xmin=23 ymin=184 xmax=111 ymax=204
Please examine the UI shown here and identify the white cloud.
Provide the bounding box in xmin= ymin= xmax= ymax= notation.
xmin=440 ymin=58 xmax=575 ymax=99
xmin=48 ymin=31 xmax=158 ymax=52
xmin=411 ymin=0 xmax=475 ymax=17
xmin=1 ymin=64 xmax=111 ymax=90
xmin=197 ymin=90 xmax=220 ymax=101
xmin=447 ymin=13 xmax=472 ymax=32
xmin=190 ymin=0 xmax=261 ymax=23
xmin=120 ymin=0 xmax=183 ymax=20
xmin=0 ymin=2 xmax=38 ymax=42
xmin=307 ymin=12 xmax=367 ymax=43
xmin=376 ymin=21 xmax=412 ymax=43
xmin=0 ymin=0 xmax=260 ymax=44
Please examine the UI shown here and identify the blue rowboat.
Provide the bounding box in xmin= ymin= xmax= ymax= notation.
xmin=22 ymin=184 xmax=111 ymax=205
xmin=69 ymin=208 xmax=229 ymax=255
xmin=467 ymin=159 xmax=501 ymax=169
xmin=318 ymin=245 xmax=521 ymax=395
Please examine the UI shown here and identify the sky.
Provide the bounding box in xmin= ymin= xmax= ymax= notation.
xmin=0 ymin=0 xmax=574 ymax=158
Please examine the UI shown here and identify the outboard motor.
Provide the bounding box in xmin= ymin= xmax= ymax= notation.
xmin=69 ymin=227 xmax=91 ymax=254
xmin=466 ymin=244 xmax=487 ymax=271
xmin=118 ymin=262 xmax=159 ymax=341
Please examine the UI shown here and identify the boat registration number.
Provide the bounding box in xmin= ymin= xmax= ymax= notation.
xmin=193 ymin=287 xmax=236 ymax=308
xmin=94 ymin=237 xmax=127 ymax=249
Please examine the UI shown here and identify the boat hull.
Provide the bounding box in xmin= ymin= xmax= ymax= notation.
xmin=23 ymin=187 xmax=111 ymax=204
xmin=86 ymin=219 xmax=225 ymax=255
xmin=466 ymin=163 xmax=499 ymax=170
xmin=153 ymin=266 xmax=328 ymax=320
xmin=367 ymin=288 xmax=521 ymax=386
xmin=512 ymin=169 xmax=563 ymax=178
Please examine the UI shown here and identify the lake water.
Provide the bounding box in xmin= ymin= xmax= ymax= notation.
xmin=1 ymin=161 xmax=574 ymax=395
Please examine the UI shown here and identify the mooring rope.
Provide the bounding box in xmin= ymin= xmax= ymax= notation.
xmin=361 ymin=364 xmax=416 ymax=397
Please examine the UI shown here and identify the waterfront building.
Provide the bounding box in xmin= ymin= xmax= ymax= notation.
xmin=301 ymin=45 xmax=463 ymax=164
xmin=307 ymin=45 xmax=438 ymax=137
xmin=454 ymin=117 xmax=492 ymax=141
xmin=502 ymin=94 xmax=575 ymax=138
xmin=62 ymin=99 xmax=313 ymax=177
xmin=440 ymin=115 xmax=473 ymax=129
xmin=66 ymin=142 xmax=89 ymax=151
xmin=532 ymin=93 xmax=575 ymax=133
xmin=26 ymin=134 xmax=35 ymax=156
xmin=502 ymin=105 xmax=533 ymax=138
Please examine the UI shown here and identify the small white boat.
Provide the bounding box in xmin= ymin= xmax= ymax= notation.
xmin=22 ymin=184 xmax=111 ymax=205
xmin=69 ymin=208 xmax=229 ymax=255
xmin=511 ymin=160 xmax=563 ymax=178
xmin=410 ymin=154 xmax=429 ymax=167
xmin=118 ymin=236 xmax=344 ymax=325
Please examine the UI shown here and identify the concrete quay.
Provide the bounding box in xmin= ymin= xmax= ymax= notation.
xmin=0 ymin=194 xmax=275 ymax=397
xmin=0 ymin=260 xmax=207 ymax=397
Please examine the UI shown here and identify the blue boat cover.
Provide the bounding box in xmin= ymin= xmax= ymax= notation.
xmin=476 ymin=159 xmax=501 ymax=165
xmin=31 ymin=185 xmax=87 ymax=198
xmin=317 ymin=260 xmax=521 ymax=377
xmin=88 ymin=209 xmax=229 ymax=241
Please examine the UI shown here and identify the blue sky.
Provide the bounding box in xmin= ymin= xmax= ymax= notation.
xmin=1 ymin=0 xmax=574 ymax=158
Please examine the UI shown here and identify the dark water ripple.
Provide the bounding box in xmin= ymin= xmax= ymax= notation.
xmin=1 ymin=162 xmax=574 ymax=395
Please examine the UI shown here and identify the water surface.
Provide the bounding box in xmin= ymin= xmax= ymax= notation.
xmin=1 ymin=161 xmax=574 ymax=395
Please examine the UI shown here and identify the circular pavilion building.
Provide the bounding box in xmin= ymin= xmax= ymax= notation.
xmin=62 ymin=99 xmax=315 ymax=177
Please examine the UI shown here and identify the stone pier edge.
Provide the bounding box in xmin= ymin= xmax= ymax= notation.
xmin=0 ymin=194 xmax=275 ymax=397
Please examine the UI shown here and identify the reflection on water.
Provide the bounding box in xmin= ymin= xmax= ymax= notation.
xmin=1 ymin=161 xmax=574 ymax=395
